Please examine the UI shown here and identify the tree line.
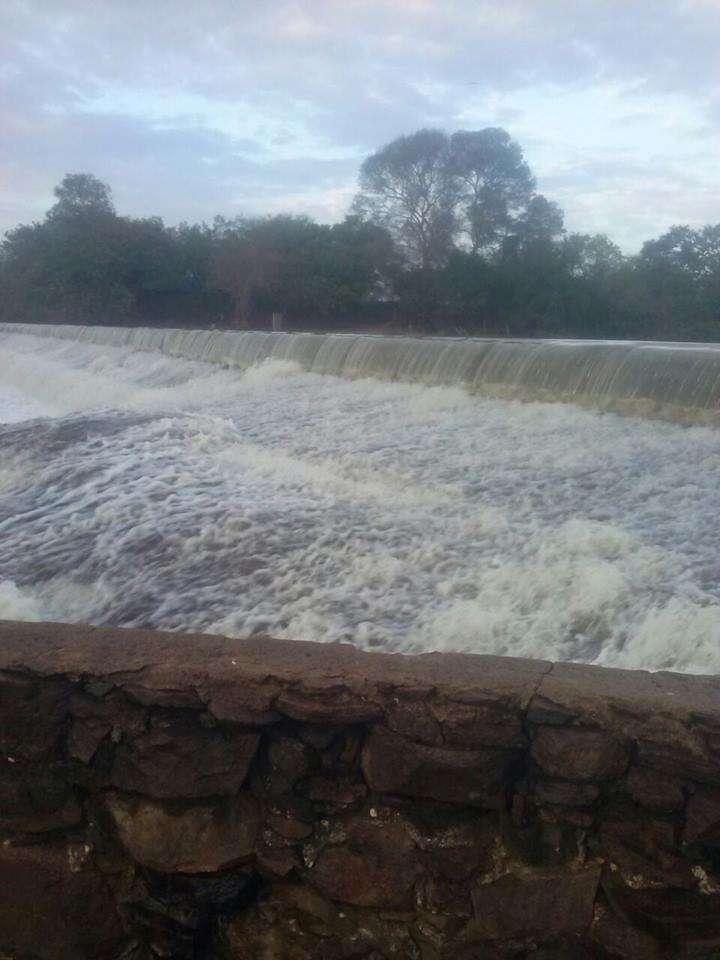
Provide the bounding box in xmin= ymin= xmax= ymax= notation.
xmin=1 ymin=127 xmax=719 ymax=340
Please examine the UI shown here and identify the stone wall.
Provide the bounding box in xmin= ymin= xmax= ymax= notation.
xmin=1 ymin=621 xmax=720 ymax=959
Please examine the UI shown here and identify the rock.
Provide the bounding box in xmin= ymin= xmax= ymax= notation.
xmin=416 ymin=875 xmax=473 ymax=916
xmin=429 ymin=700 xmax=526 ymax=749
xmin=470 ymin=866 xmax=601 ymax=941
xmin=505 ymin=819 xmax=587 ymax=867
xmin=601 ymin=870 xmax=720 ymax=943
xmin=534 ymin=779 xmax=600 ymax=808
xmin=206 ymin=680 xmax=282 ymax=726
xmin=256 ymin=848 xmax=302 ymax=879
xmin=69 ymin=688 xmax=148 ymax=739
xmin=531 ymin=727 xmax=630 ymax=782
xmin=386 ymin=699 xmax=443 ymax=745
xmin=111 ymin=714 xmax=259 ymax=798
xmin=310 ymin=816 xmax=418 ymax=906
xmin=276 ymin=690 xmax=383 ymax=724
xmin=216 ymin=884 xmax=359 ymax=960
xmin=84 ymin=679 xmax=114 ymax=698
xmin=267 ymin=811 xmax=314 ymax=840
xmin=68 ymin=717 xmax=112 ymax=764
xmin=595 ymin=800 xmax=689 ymax=885
xmin=408 ymin=806 xmax=497 ymax=885
xmin=305 ymin=774 xmax=367 ymax=809
xmin=0 ymin=842 xmax=124 ymax=959
xmin=104 ymin=790 xmax=259 ymax=872
xmin=590 ymin=902 xmax=660 ymax=959
xmin=0 ymin=673 xmax=70 ymax=760
xmin=120 ymin=867 xmax=255 ymax=959
xmin=122 ymin=683 xmax=205 ymax=708
xmin=295 ymin=723 xmax=342 ymax=751
xmin=673 ymin=937 xmax=720 ymax=960
xmin=638 ymin=737 xmax=720 ymax=785
xmin=362 ymin=726 xmax=517 ymax=808
xmin=426 ymin=846 xmax=487 ymax=882
xmin=625 ymin=765 xmax=685 ymax=814
xmin=0 ymin=758 xmax=82 ymax=833
xmin=262 ymin=734 xmax=314 ymax=795
xmin=685 ymin=787 xmax=720 ymax=845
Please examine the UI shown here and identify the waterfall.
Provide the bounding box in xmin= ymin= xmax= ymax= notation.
xmin=3 ymin=322 xmax=720 ymax=423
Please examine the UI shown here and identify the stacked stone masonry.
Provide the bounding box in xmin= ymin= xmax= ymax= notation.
xmin=1 ymin=620 xmax=720 ymax=958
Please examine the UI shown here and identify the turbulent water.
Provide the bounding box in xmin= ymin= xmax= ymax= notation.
xmin=2 ymin=328 xmax=720 ymax=673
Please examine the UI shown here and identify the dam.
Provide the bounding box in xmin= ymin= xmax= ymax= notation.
xmin=2 ymin=322 xmax=720 ymax=673
xmin=4 ymin=321 xmax=720 ymax=423
xmin=3 ymin=323 xmax=720 ymax=958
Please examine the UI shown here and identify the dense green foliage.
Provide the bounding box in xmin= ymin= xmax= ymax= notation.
xmin=2 ymin=137 xmax=720 ymax=340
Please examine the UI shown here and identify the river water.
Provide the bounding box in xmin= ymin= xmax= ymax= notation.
xmin=2 ymin=328 xmax=720 ymax=673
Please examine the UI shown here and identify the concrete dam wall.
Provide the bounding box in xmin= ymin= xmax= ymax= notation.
xmin=3 ymin=321 xmax=720 ymax=424
xmin=2 ymin=619 xmax=720 ymax=958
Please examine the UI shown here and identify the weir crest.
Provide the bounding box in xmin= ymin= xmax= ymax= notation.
xmin=3 ymin=321 xmax=720 ymax=423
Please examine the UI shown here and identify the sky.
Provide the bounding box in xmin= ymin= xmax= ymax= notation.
xmin=1 ymin=0 xmax=720 ymax=251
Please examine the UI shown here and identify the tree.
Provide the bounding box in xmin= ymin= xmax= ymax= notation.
xmin=448 ymin=128 xmax=535 ymax=254
xmin=515 ymin=195 xmax=565 ymax=246
xmin=562 ymin=233 xmax=625 ymax=278
xmin=49 ymin=173 xmax=115 ymax=218
xmin=639 ymin=224 xmax=720 ymax=281
xmin=1 ymin=174 xmax=132 ymax=322
xmin=210 ymin=214 xmax=399 ymax=325
xmin=636 ymin=225 xmax=720 ymax=337
xmin=353 ymin=129 xmax=457 ymax=268
xmin=210 ymin=216 xmax=285 ymax=327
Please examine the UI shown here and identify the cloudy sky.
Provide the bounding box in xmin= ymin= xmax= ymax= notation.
xmin=2 ymin=0 xmax=719 ymax=250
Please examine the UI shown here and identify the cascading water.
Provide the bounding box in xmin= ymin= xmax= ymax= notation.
xmin=2 ymin=322 xmax=720 ymax=674
xmin=3 ymin=321 xmax=720 ymax=422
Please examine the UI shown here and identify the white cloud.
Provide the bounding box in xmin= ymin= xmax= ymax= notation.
xmin=1 ymin=0 xmax=720 ymax=247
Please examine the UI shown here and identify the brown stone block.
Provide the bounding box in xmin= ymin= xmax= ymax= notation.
xmin=206 ymin=679 xmax=282 ymax=726
xmin=602 ymin=869 xmax=720 ymax=942
xmin=470 ymin=865 xmax=601 ymax=941
xmin=305 ymin=774 xmax=368 ymax=809
xmin=533 ymin=778 xmax=600 ymax=808
xmin=0 ymin=673 xmax=70 ymax=760
xmin=276 ymin=689 xmax=383 ymax=724
xmin=624 ymin=765 xmax=685 ymax=814
xmin=429 ymin=700 xmax=527 ymax=750
xmin=416 ymin=874 xmax=473 ymax=916
xmin=0 ymin=842 xmax=124 ymax=959
xmin=590 ymin=902 xmax=660 ymax=960
xmin=67 ymin=716 xmax=112 ymax=764
xmin=68 ymin=687 xmax=148 ymax=738
xmin=309 ymin=816 xmax=418 ymax=907
xmin=596 ymin=800 xmax=690 ymax=887
xmin=111 ymin=715 xmax=259 ymax=798
xmin=267 ymin=811 xmax=313 ymax=840
xmin=121 ymin=683 xmax=205 ymax=708
xmin=386 ymin=699 xmax=443 ymax=745
xmin=684 ymin=786 xmax=720 ymax=846
xmin=261 ymin=734 xmax=314 ymax=796
xmin=531 ymin=726 xmax=630 ymax=782
xmin=104 ymin=790 xmax=259 ymax=872
xmin=0 ymin=758 xmax=82 ymax=833
xmin=361 ymin=726 xmax=517 ymax=808
xmin=673 ymin=937 xmax=720 ymax=959
xmin=638 ymin=737 xmax=720 ymax=786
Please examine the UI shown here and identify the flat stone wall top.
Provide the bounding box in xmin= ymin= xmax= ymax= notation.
xmin=2 ymin=618 xmax=719 ymax=730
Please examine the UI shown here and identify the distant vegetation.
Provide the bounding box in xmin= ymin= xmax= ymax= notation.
xmin=2 ymin=128 xmax=719 ymax=340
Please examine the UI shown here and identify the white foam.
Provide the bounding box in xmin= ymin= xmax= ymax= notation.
xmin=0 ymin=581 xmax=45 ymax=621
xmin=2 ymin=329 xmax=720 ymax=672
